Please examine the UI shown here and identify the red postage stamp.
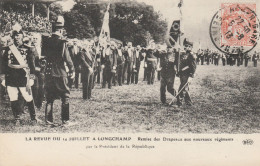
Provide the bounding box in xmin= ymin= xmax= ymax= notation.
xmin=221 ymin=3 xmax=257 ymax=47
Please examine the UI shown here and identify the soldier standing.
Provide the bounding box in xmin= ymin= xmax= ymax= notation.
xmin=68 ymin=40 xmax=80 ymax=89
xmin=145 ymin=40 xmax=157 ymax=85
xmin=101 ymin=42 xmax=117 ymax=89
xmin=2 ymin=29 xmax=38 ymax=125
xmin=124 ymin=42 xmax=135 ymax=85
xmin=252 ymin=51 xmax=259 ymax=67
xmin=244 ymin=53 xmax=250 ymax=67
xmin=132 ymin=45 xmax=144 ymax=84
xmin=42 ymin=16 xmax=75 ymax=126
xmin=155 ymin=46 xmax=177 ymax=105
xmin=79 ymin=41 xmax=94 ymax=99
xmin=221 ymin=53 xmax=226 ymax=66
xmin=115 ymin=43 xmax=125 ymax=86
xmin=176 ymin=38 xmax=196 ymax=106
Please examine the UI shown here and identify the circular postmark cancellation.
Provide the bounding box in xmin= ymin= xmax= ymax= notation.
xmin=210 ymin=3 xmax=260 ymax=54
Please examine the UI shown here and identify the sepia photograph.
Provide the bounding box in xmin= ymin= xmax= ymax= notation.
xmin=0 ymin=0 xmax=260 ymax=165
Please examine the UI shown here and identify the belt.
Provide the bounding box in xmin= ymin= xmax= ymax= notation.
xmin=147 ymin=58 xmax=157 ymax=62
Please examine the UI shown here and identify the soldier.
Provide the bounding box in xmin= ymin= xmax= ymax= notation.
xmin=252 ymin=51 xmax=259 ymax=67
xmin=79 ymin=41 xmax=94 ymax=99
xmin=200 ymin=49 xmax=205 ymax=65
xmin=101 ymin=41 xmax=117 ymax=89
xmin=144 ymin=40 xmax=157 ymax=85
xmin=132 ymin=45 xmax=144 ymax=84
xmin=123 ymin=42 xmax=135 ymax=85
xmin=176 ymin=38 xmax=196 ymax=107
xmin=68 ymin=39 xmax=80 ymax=89
xmin=2 ymin=29 xmax=39 ymax=125
xmin=244 ymin=53 xmax=250 ymax=67
xmin=42 ymin=16 xmax=75 ymax=126
xmin=115 ymin=43 xmax=125 ymax=86
xmin=214 ymin=51 xmax=219 ymax=66
xmin=221 ymin=53 xmax=226 ymax=66
xmin=155 ymin=45 xmax=177 ymax=105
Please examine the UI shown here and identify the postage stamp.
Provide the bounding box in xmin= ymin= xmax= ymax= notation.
xmin=210 ymin=3 xmax=260 ymax=54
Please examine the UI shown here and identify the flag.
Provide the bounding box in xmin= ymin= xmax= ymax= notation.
xmin=99 ymin=3 xmax=110 ymax=47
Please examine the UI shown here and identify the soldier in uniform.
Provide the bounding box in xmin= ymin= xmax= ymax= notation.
xmin=101 ymin=41 xmax=117 ymax=89
xmin=68 ymin=40 xmax=80 ymax=89
xmin=123 ymin=42 xmax=135 ymax=85
xmin=2 ymin=29 xmax=38 ymax=125
xmin=252 ymin=51 xmax=259 ymax=67
xmin=79 ymin=41 xmax=94 ymax=99
xmin=115 ymin=43 xmax=125 ymax=86
xmin=244 ymin=52 xmax=250 ymax=67
xmin=144 ymin=40 xmax=157 ymax=85
xmin=155 ymin=46 xmax=177 ymax=105
xmin=132 ymin=45 xmax=144 ymax=84
xmin=221 ymin=53 xmax=226 ymax=66
xmin=42 ymin=16 xmax=75 ymax=126
xmin=176 ymin=38 xmax=196 ymax=107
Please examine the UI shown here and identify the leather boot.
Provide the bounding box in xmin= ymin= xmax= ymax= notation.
xmin=27 ymin=100 xmax=36 ymax=120
xmin=45 ymin=102 xmax=53 ymax=124
xmin=61 ymin=103 xmax=69 ymax=123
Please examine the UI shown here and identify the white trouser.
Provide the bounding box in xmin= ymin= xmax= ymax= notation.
xmin=7 ymin=86 xmax=33 ymax=102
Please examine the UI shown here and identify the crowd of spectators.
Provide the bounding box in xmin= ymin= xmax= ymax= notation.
xmin=0 ymin=10 xmax=52 ymax=34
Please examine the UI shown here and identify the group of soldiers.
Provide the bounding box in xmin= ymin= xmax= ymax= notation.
xmin=0 ymin=15 xmax=197 ymax=126
xmin=196 ymin=49 xmax=259 ymax=67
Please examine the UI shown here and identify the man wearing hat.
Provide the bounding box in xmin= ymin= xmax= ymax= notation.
xmin=155 ymin=45 xmax=177 ymax=105
xmin=252 ymin=51 xmax=259 ymax=67
xmin=144 ymin=40 xmax=157 ymax=85
xmin=132 ymin=45 xmax=144 ymax=84
xmin=2 ymin=28 xmax=39 ymax=125
xmin=101 ymin=41 xmax=117 ymax=89
xmin=42 ymin=16 xmax=75 ymax=126
xmin=176 ymin=38 xmax=196 ymax=106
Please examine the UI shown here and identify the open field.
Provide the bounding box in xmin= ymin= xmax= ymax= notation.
xmin=0 ymin=62 xmax=260 ymax=133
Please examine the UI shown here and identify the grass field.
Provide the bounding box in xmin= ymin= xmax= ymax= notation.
xmin=0 ymin=61 xmax=259 ymax=133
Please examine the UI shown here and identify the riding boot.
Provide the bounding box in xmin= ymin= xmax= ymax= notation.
xmin=61 ymin=103 xmax=69 ymax=123
xmin=45 ymin=102 xmax=53 ymax=124
xmin=11 ymin=100 xmax=20 ymax=121
xmin=27 ymin=100 xmax=36 ymax=120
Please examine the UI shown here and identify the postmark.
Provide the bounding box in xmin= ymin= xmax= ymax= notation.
xmin=210 ymin=3 xmax=260 ymax=54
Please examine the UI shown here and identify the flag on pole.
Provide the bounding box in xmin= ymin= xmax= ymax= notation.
xmin=99 ymin=3 xmax=111 ymax=47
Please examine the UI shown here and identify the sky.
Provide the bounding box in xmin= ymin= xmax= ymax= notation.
xmin=58 ymin=0 xmax=260 ymax=51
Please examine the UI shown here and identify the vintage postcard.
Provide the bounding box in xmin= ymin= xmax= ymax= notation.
xmin=0 ymin=0 xmax=260 ymax=165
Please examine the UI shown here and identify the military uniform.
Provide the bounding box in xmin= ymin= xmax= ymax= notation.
xmin=101 ymin=46 xmax=117 ymax=89
xmin=43 ymin=34 xmax=74 ymax=125
xmin=177 ymin=39 xmax=196 ymax=106
xmin=131 ymin=48 xmax=144 ymax=84
xmin=244 ymin=53 xmax=250 ymax=67
xmin=114 ymin=48 xmax=125 ymax=86
xmin=3 ymin=42 xmax=37 ymax=123
xmin=79 ymin=48 xmax=94 ymax=99
xmin=68 ymin=44 xmax=81 ymax=89
xmin=144 ymin=49 xmax=157 ymax=85
xmin=155 ymin=49 xmax=177 ymax=104
xmin=123 ymin=47 xmax=135 ymax=85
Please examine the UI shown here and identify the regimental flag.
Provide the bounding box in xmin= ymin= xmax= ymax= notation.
xmin=99 ymin=3 xmax=111 ymax=47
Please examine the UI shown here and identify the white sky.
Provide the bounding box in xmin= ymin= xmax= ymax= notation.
xmin=59 ymin=0 xmax=260 ymax=51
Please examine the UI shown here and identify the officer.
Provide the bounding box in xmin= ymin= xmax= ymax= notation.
xmin=2 ymin=28 xmax=38 ymax=125
xmin=101 ymin=41 xmax=117 ymax=89
xmin=132 ymin=45 xmax=144 ymax=84
xmin=114 ymin=43 xmax=125 ymax=86
xmin=252 ymin=51 xmax=259 ymax=67
xmin=31 ymin=33 xmax=45 ymax=109
xmin=79 ymin=41 xmax=94 ymax=99
xmin=42 ymin=16 xmax=75 ymax=126
xmin=176 ymin=38 xmax=196 ymax=106
xmin=244 ymin=52 xmax=250 ymax=67
xmin=155 ymin=45 xmax=177 ymax=105
xmin=145 ymin=40 xmax=157 ymax=85
xmin=123 ymin=42 xmax=135 ymax=85
xmin=68 ymin=39 xmax=81 ymax=89
xmin=221 ymin=53 xmax=226 ymax=66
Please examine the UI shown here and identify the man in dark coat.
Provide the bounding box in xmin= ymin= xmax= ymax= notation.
xmin=176 ymin=38 xmax=196 ymax=106
xmin=68 ymin=40 xmax=80 ymax=89
xmin=155 ymin=46 xmax=177 ymax=105
xmin=42 ymin=16 xmax=75 ymax=126
xmin=132 ymin=45 xmax=144 ymax=84
xmin=79 ymin=42 xmax=94 ymax=99
xmin=252 ymin=51 xmax=259 ymax=67
xmin=144 ymin=40 xmax=157 ymax=85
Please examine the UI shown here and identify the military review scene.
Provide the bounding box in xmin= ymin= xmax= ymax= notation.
xmin=0 ymin=0 xmax=260 ymax=133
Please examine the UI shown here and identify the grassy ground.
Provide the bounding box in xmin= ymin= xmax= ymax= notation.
xmin=0 ymin=61 xmax=259 ymax=133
